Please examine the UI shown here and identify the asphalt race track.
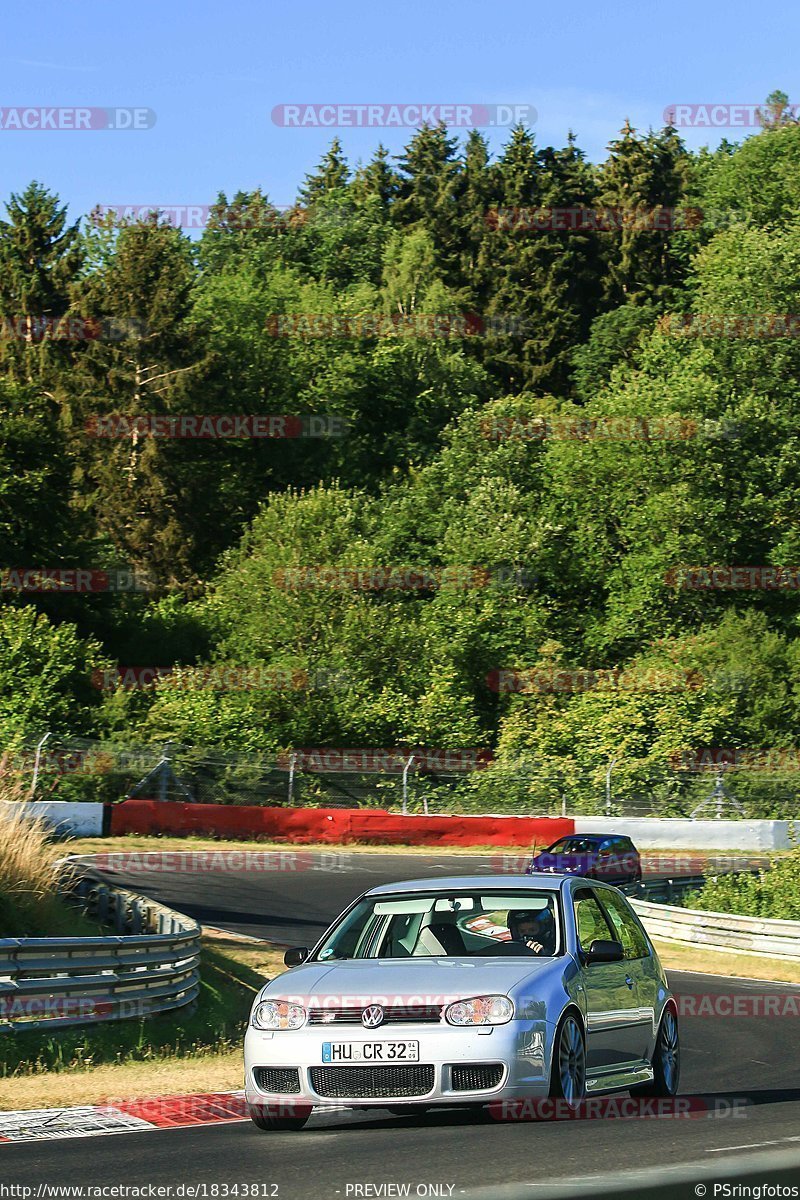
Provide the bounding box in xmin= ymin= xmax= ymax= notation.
xmin=66 ymin=848 xmax=768 ymax=946
xmin=4 ymin=851 xmax=800 ymax=1200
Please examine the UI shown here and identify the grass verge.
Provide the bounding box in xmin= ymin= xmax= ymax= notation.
xmin=64 ymin=833 xmax=778 ymax=862
xmin=655 ymin=938 xmax=800 ymax=984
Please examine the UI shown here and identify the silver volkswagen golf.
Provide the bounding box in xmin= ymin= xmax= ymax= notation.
xmin=244 ymin=874 xmax=679 ymax=1130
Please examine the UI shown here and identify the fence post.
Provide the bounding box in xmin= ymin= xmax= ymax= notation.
xmin=287 ymin=753 xmax=297 ymax=805
xmin=402 ymin=755 xmax=415 ymax=815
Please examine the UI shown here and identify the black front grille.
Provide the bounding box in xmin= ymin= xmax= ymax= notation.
xmin=307 ymin=1005 xmax=443 ymax=1026
xmin=253 ymin=1067 xmax=301 ymax=1094
xmin=309 ymin=1065 xmax=435 ymax=1098
xmin=450 ymin=1064 xmax=504 ymax=1092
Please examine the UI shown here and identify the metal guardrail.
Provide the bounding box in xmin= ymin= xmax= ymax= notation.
xmin=0 ymin=873 xmax=201 ymax=1032
xmin=629 ymin=896 xmax=800 ymax=960
xmin=621 ymin=871 xmax=800 ymax=960
xmin=621 ymin=874 xmax=708 ymax=904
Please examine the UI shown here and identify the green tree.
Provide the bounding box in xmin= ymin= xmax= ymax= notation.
xmin=0 ymin=606 xmax=110 ymax=747
xmin=394 ymin=123 xmax=462 ymax=281
xmin=597 ymin=122 xmax=690 ymax=306
xmin=298 ymin=138 xmax=351 ymax=204
xmin=0 ymin=182 xmax=82 ymax=382
xmin=352 ymin=144 xmax=399 ymax=209
xmin=65 ymin=217 xmax=209 ymax=585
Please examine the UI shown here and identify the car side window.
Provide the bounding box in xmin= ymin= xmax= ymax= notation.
xmin=597 ymin=889 xmax=650 ymax=960
xmin=573 ymin=889 xmax=614 ymax=952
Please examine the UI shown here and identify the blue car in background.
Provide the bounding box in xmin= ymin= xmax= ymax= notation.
xmin=526 ymin=834 xmax=642 ymax=886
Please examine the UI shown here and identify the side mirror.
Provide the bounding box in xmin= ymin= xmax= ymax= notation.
xmin=583 ymin=939 xmax=624 ymax=965
xmin=283 ymin=946 xmax=309 ymax=967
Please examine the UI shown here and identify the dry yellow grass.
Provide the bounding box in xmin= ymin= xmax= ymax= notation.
xmin=0 ymin=1051 xmax=244 ymax=1111
xmin=654 ymin=938 xmax=800 ymax=984
xmin=0 ymin=785 xmax=81 ymax=937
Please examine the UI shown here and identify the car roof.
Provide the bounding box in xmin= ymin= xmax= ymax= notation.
xmin=554 ymin=833 xmax=628 ymax=843
xmin=365 ymin=874 xmax=572 ymax=897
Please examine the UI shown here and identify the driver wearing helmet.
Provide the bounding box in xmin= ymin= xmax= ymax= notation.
xmin=508 ymin=906 xmax=556 ymax=955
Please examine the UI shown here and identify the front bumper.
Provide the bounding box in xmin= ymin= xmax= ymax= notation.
xmin=244 ymin=1020 xmax=554 ymax=1108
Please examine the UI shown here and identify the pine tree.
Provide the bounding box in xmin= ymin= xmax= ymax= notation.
xmin=198 ymin=189 xmax=286 ymax=274
xmin=483 ymin=131 xmax=603 ymax=393
xmin=64 ymin=217 xmax=208 ymax=585
xmin=298 ymin=138 xmax=351 ymax=205
xmin=0 ymin=182 xmax=82 ymax=382
xmin=496 ymin=124 xmax=540 ymax=208
xmin=351 ymin=144 xmax=399 ymax=209
xmin=456 ymin=130 xmax=495 ymax=306
xmin=393 ymin=123 xmax=462 ymax=281
xmin=597 ymin=120 xmax=690 ymax=305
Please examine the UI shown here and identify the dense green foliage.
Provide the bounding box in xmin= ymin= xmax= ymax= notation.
xmin=693 ymin=844 xmax=800 ymax=919
xmin=4 ymin=106 xmax=800 ymax=812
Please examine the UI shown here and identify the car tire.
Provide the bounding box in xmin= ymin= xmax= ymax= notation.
xmin=631 ymin=1006 xmax=680 ymax=1098
xmin=549 ymin=1011 xmax=586 ymax=1107
xmin=249 ymin=1104 xmax=311 ymax=1131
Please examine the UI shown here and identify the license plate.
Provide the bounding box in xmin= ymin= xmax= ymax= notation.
xmin=322 ymin=1041 xmax=419 ymax=1063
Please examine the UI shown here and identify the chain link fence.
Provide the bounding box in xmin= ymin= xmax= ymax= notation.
xmin=3 ymin=735 xmax=800 ymax=819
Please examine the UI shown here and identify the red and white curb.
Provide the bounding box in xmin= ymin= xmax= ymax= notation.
xmin=0 ymin=1092 xmax=250 ymax=1143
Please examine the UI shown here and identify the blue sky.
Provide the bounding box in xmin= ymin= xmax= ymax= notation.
xmin=4 ymin=0 xmax=794 ymax=225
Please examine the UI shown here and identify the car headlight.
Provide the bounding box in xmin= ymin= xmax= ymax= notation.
xmin=252 ymin=1000 xmax=307 ymax=1030
xmin=445 ymin=995 xmax=514 ymax=1026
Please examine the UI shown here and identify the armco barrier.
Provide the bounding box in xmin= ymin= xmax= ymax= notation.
xmin=111 ymin=799 xmax=574 ymax=847
xmin=0 ymin=874 xmax=201 ymax=1032
xmin=630 ymin=896 xmax=800 ymax=960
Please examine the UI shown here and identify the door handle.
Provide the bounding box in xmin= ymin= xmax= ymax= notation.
xmin=625 ymin=975 xmax=634 ymax=989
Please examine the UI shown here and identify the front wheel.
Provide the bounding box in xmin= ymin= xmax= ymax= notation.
xmin=249 ymin=1104 xmax=311 ymax=1131
xmin=632 ymin=1007 xmax=680 ymax=1097
xmin=549 ymin=1011 xmax=586 ymax=1106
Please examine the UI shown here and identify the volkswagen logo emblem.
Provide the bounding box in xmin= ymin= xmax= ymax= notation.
xmin=361 ymin=1004 xmax=384 ymax=1029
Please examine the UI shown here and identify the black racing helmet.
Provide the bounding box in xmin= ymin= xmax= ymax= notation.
xmin=508 ymin=906 xmax=555 ymax=942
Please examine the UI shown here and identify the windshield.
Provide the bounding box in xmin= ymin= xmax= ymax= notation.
xmin=545 ymin=837 xmax=601 ymax=854
xmin=314 ymin=890 xmax=563 ymax=960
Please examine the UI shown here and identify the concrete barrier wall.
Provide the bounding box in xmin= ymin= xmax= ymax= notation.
xmin=574 ymin=816 xmax=795 ymax=850
xmin=7 ymin=798 xmax=795 ymax=851
xmin=111 ymin=800 xmax=574 ymax=847
xmin=0 ymin=801 xmax=104 ymax=837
